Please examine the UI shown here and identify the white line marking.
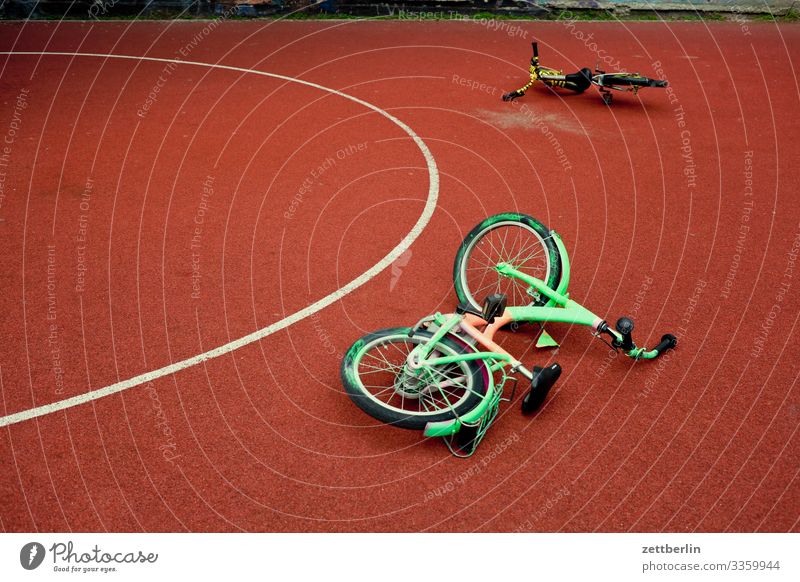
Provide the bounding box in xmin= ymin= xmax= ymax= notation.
xmin=0 ymin=51 xmax=439 ymax=428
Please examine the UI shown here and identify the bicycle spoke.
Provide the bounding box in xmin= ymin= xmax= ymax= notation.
xmin=510 ymin=276 xmax=522 ymax=306
xmin=362 ymin=350 xmax=402 ymax=373
xmin=371 ymin=386 xmax=397 ymax=398
xmin=499 ymin=225 xmax=512 ymax=262
xmin=482 ymin=232 xmax=506 ymax=261
xmin=420 ymin=396 xmax=432 ymax=412
xmin=513 ymin=249 xmax=546 ymax=271
xmin=426 ymin=365 xmax=476 ymax=397
xmin=359 ymin=358 xmax=404 ymax=372
xmin=511 ymin=225 xmax=523 ymax=261
xmin=471 ymin=278 xmax=505 ymax=303
xmin=474 ymin=241 xmax=499 ymax=265
xmin=466 ymin=251 xmax=501 ymax=272
xmin=512 ymin=277 xmax=534 ymax=298
xmin=506 ymin=237 xmax=545 ymax=268
xmin=354 ymin=331 xmax=484 ymax=416
xmin=464 ymin=223 xmax=553 ymax=307
xmin=470 ymin=275 xmax=501 ymax=302
xmin=358 ymin=367 xmax=400 ymax=376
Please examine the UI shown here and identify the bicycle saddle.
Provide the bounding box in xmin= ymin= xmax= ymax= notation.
xmin=565 ymin=68 xmax=593 ymax=93
xmin=522 ymin=363 xmax=562 ymax=414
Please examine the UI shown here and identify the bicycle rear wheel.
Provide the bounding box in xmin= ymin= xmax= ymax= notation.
xmin=601 ymin=74 xmax=668 ymax=88
xmin=453 ymin=213 xmax=562 ymax=311
xmin=341 ymin=328 xmax=488 ymax=430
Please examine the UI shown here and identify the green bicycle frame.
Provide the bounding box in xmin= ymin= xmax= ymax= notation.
xmin=504 ymin=230 xmax=661 ymax=360
xmin=410 ymin=230 xmax=662 ymax=440
xmin=500 ymin=262 xmax=661 ymax=360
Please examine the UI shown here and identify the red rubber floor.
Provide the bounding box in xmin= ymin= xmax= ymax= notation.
xmin=0 ymin=19 xmax=798 ymax=532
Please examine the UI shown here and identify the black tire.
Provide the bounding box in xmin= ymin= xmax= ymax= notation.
xmin=341 ymin=328 xmax=488 ymax=430
xmin=602 ymin=75 xmax=666 ymax=88
xmin=453 ymin=213 xmax=562 ymax=312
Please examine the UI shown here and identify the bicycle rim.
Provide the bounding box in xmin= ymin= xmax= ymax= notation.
xmin=459 ymin=220 xmax=552 ymax=308
xmin=352 ymin=333 xmax=479 ymax=417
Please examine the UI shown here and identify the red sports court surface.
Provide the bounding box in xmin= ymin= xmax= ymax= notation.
xmin=0 ymin=19 xmax=798 ymax=532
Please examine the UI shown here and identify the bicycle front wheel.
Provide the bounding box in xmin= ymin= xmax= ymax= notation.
xmin=341 ymin=328 xmax=489 ymax=430
xmin=453 ymin=213 xmax=562 ymax=311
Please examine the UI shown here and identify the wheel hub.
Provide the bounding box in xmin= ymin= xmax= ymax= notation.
xmin=393 ymin=370 xmax=424 ymax=399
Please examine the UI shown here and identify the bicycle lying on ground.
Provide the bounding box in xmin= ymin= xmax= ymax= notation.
xmin=341 ymin=213 xmax=677 ymax=457
xmin=502 ymin=42 xmax=668 ymax=105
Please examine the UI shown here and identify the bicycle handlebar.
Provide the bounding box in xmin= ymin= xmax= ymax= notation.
xmin=603 ymin=318 xmax=677 ymax=359
xmin=652 ymin=334 xmax=678 ymax=356
xmin=531 ymin=41 xmax=539 ymax=66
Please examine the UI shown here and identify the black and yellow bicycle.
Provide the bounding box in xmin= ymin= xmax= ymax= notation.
xmin=502 ymin=42 xmax=668 ymax=105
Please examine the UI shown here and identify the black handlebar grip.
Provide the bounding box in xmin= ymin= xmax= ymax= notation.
xmin=615 ymin=317 xmax=635 ymax=351
xmin=653 ymin=334 xmax=678 ymax=356
xmin=532 ymin=42 xmax=538 ymax=58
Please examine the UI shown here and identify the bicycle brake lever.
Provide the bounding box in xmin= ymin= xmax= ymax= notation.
xmin=592 ymin=330 xmax=619 ymax=352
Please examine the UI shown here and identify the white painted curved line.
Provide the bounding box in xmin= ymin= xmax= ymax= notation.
xmin=0 ymin=51 xmax=439 ymax=428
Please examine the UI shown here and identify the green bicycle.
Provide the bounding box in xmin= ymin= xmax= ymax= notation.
xmin=341 ymin=213 xmax=677 ymax=456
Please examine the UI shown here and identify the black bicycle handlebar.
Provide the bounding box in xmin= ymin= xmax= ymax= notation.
xmin=653 ymin=334 xmax=678 ymax=356
xmin=605 ymin=317 xmax=677 ymax=358
xmin=530 ymin=41 xmax=539 ymax=67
